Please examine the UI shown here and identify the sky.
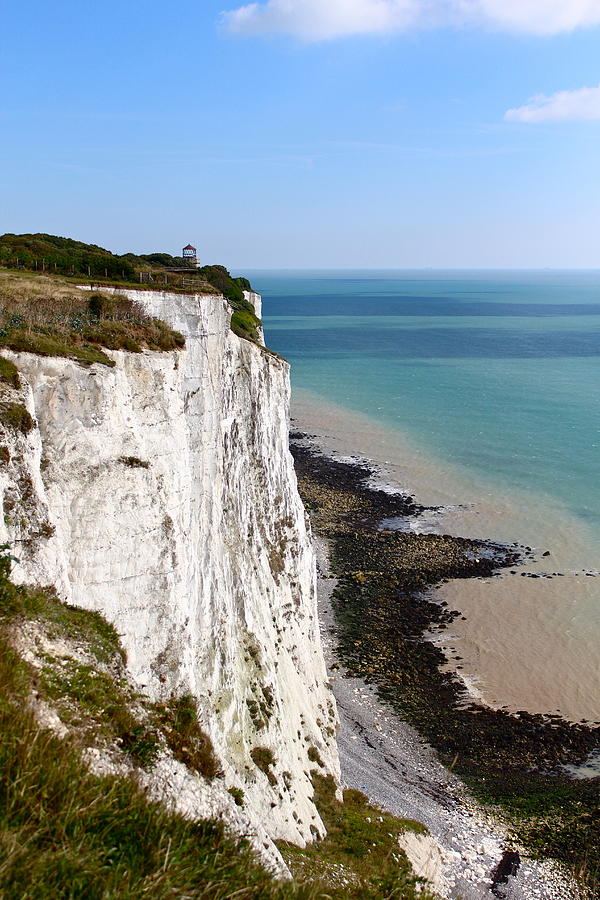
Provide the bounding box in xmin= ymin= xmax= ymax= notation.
xmin=1 ymin=0 xmax=600 ymax=268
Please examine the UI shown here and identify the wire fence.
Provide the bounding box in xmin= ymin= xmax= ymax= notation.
xmin=0 ymin=257 xmax=211 ymax=293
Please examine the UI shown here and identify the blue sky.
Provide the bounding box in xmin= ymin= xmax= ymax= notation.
xmin=1 ymin=0 xmax=599 ymax=268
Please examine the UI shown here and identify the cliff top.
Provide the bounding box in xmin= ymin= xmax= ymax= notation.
xmin=0 ymin=233 xmax=261 ymax=344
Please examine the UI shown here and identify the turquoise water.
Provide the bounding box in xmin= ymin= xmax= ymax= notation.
xmin=251 ymin=270 xmax=600 ymax=535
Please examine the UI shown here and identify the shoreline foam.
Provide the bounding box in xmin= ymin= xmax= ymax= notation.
xmin=291 ymin=388 xmax=600 ymax=723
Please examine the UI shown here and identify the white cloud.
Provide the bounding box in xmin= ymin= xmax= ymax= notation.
xmin=460 ymin=0 xmax=600 ymax=35
xmin=222 ymin=0 xmax=419 ymax=40
xmin=505 ymin=83 xmax=600 ymax=122
xmin=221 ymin=0 xmax=600 ymax=39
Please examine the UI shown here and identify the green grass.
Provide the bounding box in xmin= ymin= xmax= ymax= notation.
xmin=0 ymin=356 xmax=20 ymax=388
xmin=0 ymin=549 xmax=430 ymax=899
xmin=231 ymin=306 xmax=262 ymax=343
xmin=0 ymin=639 xmax=321 ymax=900
xmin=0 ymin=560 xmax=123 ymax=666
xmin=40 ymin=659 xmax=160 ymax=768
xmin=279 ymin=774 xmax=433 ymax=900
xmin=151 ymin=695 xmax=223 ymax=779
xmin=0 ymin=403 xmax=34 ymax=434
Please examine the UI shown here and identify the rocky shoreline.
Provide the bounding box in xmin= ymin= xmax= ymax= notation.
xmin=290 ymin=429 xmax=599 ymax=899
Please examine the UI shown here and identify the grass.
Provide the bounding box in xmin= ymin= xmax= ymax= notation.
xmin=0 ymin=639 xmax=321 ymax=900
xmin=0 ymin=558 xmax=124 ymax=666
xmin=0 ymin=356 xmax=19 ymax=388
xmin=230 ymin=304 xmax=262 ymax=344
xmin=0 ymin=271 xmax=185 ymax=367
xmin=151 ymin=695 xmax=223 ymax=780
xmin=0 ymin=403 xmax=34 ymax=434
xmin=279 ymin=774 xmax=434 ymax=900
xmin=0 ymin=549 xmax=431 ymax=899
xmin=251 ymin=746 xmax=278 ymax=786
xmin=40 ymin=659 xmax=160 ymax=768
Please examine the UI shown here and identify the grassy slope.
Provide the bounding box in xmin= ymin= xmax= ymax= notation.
xmin=0 ymin=270 xmax=185 ymax=366
xmin=0 ymin=548 xmax=434 ymax=900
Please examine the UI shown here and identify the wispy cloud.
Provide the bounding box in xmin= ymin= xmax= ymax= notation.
xmin=463 ymin=0 xmax=600 ymax=35
xmin=505 ymin=83 xmax=600 ymax=122
xmin=222 ymin=0 xmax=419 ymax=41
xmin=221 ymin=0 xmax=600 ymax=40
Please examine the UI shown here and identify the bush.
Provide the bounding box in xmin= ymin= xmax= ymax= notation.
xmin=119 ymin=456 xmax=150 ymax=469
xmin=0 ymin=272 xmax=185 ymax=366
xmin=228 ymin=786 xmax=245 ymax=807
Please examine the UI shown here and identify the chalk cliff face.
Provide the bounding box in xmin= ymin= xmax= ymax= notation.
xmin=0 ymin=288 xmax=339 ymax=850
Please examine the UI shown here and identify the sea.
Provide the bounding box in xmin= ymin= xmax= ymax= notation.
xmin=247 ymin=269 xmax=600 ymax=725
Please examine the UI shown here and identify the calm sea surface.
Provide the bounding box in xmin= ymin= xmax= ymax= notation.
xmin=251 ymin=270 xmax=600 ymax=536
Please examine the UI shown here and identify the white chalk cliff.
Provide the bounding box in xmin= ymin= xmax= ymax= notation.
xmin=0 ymin=288 xmax=340 ymax=860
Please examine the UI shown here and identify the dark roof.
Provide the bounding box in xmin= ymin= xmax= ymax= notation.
xmin=183 ymin=244 xmax=196 ymax=251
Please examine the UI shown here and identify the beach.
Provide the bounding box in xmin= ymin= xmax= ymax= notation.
xmin=291 ymin=389 xmax=600 ymax=726
xmin=315 ymin=534 xmax=584 ymax=900
xmin=288 ymin=404 xmax=600 ymax=897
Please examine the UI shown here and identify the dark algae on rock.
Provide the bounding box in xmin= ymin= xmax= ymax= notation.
xmin=290 ymin=433 xmax=600 ymax=896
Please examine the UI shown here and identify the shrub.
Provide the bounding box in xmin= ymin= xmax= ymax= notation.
xmin=307 ymin=746 xmax=325 ymax=768
xmin=0 ymin=271 xmax=185 ymax=366
xmin=228 ymin=786 xmax=245 ymax=807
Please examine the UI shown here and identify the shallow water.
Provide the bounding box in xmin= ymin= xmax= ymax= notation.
xmin=252 ymin=270 xmax=600 ymax=723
